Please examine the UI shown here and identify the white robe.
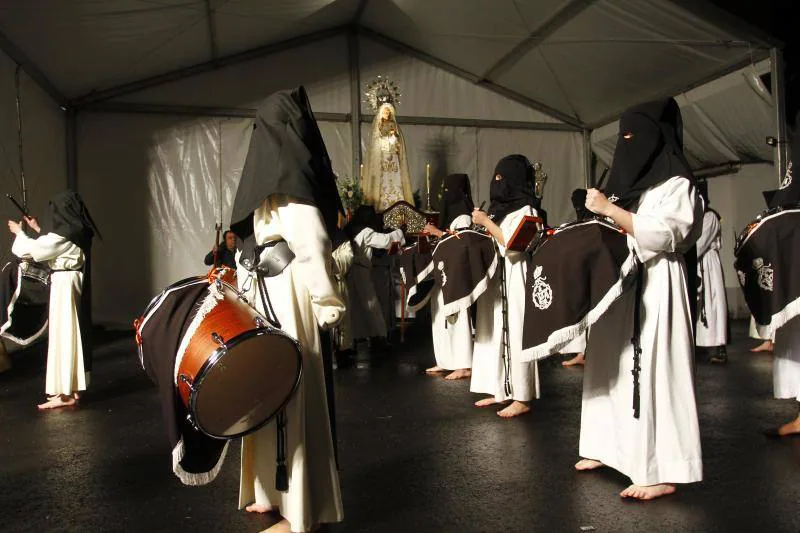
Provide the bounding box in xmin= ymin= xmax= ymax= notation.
xmin=346 ymin=227 xmax=404 ymax=341
xmin=12 ymin=232 xmax=87 ymax=396
xmin=773 ymin=316 xmax=800 ymax=402
xmin=695 ymin=210 xmax=728 ymax=347
xmin=579 ymin=177 xmax=703 ymax=486
xmin=470 ymin=206 xmax=540 ymax=402
xmin=237 ymin=196 xmax=344 ymax=532
xmin=430 ymin=214 xmax=473 ymax=370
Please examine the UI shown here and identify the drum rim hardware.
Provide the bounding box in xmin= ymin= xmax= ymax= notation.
xmin=180 ymin=327 xmax=302 ymax=439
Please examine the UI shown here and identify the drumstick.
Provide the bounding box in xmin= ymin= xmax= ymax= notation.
xmin=5 ymin=194 xmax=29 ymax=218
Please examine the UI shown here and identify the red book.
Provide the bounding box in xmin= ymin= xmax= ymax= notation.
xmin=506 ymin=215 xmax=544 ymax=252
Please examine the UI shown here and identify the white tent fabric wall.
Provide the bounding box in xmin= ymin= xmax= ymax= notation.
xmin=358 ymin=36 xmax=560 ymax=123
xmin=77 ymin=112 xmax=350 ymax=327
xmin=0 ymin=49 xmax=67 ymax=270
xmin=114 ymin=35 xmax=351 ymax=111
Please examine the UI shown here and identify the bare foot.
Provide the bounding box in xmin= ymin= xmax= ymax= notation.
xmin=620 ymin=483 xmax=676 ymax=500
xmin=425 ymin=365 xmax=446 ymax=374
xmin=444 ymin=369 xmax=471 ymax=380
xmin=245 ymin=503 xmax=273 ymax=514
xmin=776 ymin=415 xmax=800 ymax=436
xmin=259 ymin=518 xmax=291 ymax=533
xmin=562 ymin=353 xmax=585 ymax=367
xmin=497 ymin=401 xmax=530 ymax=418
xmin=751 ymin=340 xmax=774 ymax=353
xmin=37 ymin=394 xmax=77 ymax=410
xmin=474 ymin=397 xmax=502 ymax=407
xmin=574 ymin=459 xmax=604 ymax=471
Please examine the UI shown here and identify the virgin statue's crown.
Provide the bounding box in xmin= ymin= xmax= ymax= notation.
xmin=365 ymin=76 xmax=401 ymax=111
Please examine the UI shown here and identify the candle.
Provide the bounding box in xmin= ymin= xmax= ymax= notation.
xmin=360 ymin=163 xmax=364 ymax=181
xmin=426 ymin=163 xmax=431 ymax=210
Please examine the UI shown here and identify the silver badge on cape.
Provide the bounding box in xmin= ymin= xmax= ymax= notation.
xmin=753 ymin=258 xmax=774 ymax=292
xmin=531 ymin=265 xmax=553 ymax=310
xmin=608 ymin=194 xmax=619 ymax=203
xmin=437 ymin=261 xmax=447 ymax=286
xmin=399 ymin=266 xmax=407 ymax=285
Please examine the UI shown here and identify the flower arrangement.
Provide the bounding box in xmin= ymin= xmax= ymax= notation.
xmin=336 ymin=175 xmax=366 ymax=212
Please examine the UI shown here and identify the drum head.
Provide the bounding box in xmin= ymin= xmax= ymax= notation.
xmin=192 ymin=329 xmax=302 ymax=439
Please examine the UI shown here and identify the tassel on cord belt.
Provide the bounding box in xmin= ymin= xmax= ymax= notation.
xmin=275 ymin=409 xmax=288 ymax=491
xmin=698 ymin=261 xmax=708 ymax=328
xmin=631 ymin=267 xmax=644 ymax=419
xmin=499 ymin=254 xmax=512 ymax=397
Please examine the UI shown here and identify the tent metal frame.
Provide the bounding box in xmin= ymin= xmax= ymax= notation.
xmin=0 ymin=1 xmax=785 ymax=195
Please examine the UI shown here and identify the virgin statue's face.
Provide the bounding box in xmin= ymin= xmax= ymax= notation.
xmin=380 ymin=104 xmax=395 ymax=121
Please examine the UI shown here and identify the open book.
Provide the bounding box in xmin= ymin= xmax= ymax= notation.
xmin=506 ymin=215 xmax=544 ymax=252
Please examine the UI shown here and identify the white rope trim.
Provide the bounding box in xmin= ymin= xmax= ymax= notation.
xmin=173 ymin=287 xmax=223 ymax=385
xmin=520 ymin=251 xmax=640 ymax=362
xmin=754 ymin=295 xmax=800 ymax=339
xmin=171 ymin=438 xmax=230 ymax=486
xmin=440 ymin=249 xmax=499 ymax=316
xmin=0 ymin=263 xmax=49 ymax=346
xmin=736 ymin=208 xmax=800 ymax=253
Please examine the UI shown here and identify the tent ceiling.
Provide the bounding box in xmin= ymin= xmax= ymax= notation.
xmin=0 ymin=0 xmax=777 ymax=127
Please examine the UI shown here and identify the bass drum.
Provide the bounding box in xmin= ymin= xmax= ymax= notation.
xmin=136 ymin=272 xmax=302 ymax=439
xmin=0 ymin=258 xmax=51 ymax=345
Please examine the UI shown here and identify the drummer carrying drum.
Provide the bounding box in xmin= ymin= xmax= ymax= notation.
xmin=7 ymin=191 xmax=97 ymax=410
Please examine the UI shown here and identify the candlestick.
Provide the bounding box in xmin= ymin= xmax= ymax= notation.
xmin=426 ymin=163 xmax=431 ymax=211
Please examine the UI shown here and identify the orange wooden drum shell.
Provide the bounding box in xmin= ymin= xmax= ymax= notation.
xmin=175 ymin=284 xmax=260 ymax=407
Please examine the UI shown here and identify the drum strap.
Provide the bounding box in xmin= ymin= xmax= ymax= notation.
xmin=256 ymin=272 xmax=282 ymax=329
xmin=631 ymin=267 xmax=644 ymax=419
xmin=275 ymin=408 xmax=288 ymax=491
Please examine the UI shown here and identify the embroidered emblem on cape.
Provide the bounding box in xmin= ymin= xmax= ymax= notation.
xmin=736 ymin=270 xmax=746 ymax=287
xmin=780 ymin=161 xmax=793 ymax=190
xmin=399 ymin=267 xmax=407 ymax=285
xmin=531 ymin=265 xmax=553 ymax=310
xmin=752 ymin=258 xmax=774 ymax=292
xmin=608 ymin=194 xmax=619 ymax=203
xmin=437 ymin=261 xmax=447 ymax=286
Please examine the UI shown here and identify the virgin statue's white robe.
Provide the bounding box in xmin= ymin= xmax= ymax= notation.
xmin=345 ymin=227 xmax=404 ymax=341
xmin=430 ymin=214 xmax=473 ymax=371
xmin=470 ymin=206 xmax=540 ymax=402
xmin=773 ymin=316 xmax=800 ymax=403
xmin=237 ymin=196 xmax=344 ymax=532
xmin=12 ymin=232 xmax=87 ymax=396
xmin=695 ymin=210 xmax=728 ymax=347
xmin=579 ymin=177 xmax=703 ymax=486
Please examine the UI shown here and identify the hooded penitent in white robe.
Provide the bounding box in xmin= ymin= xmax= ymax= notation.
xmin=345 ymin=227 xmax=404 ymax=341
xmin=12 ymin=232 xmax=87 ymax=396
xmin=237 ymin=197 xmax=344 ymax=533
xmin=774 ymin=316 xmax=800 ymax=402
xmin=470 ymin=206 xmax=540 ymax=402
xmin=695 ymin=210 xmax=728 ymax=347
xmin=579 ymin=177 xmax=703 ymax=486
xmin=430 ymin=214 xmax=473 ymax=371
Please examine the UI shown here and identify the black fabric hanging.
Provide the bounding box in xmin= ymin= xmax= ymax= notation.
xmin=603 ymin=99 xmax=694 ymax=210
xmin=230 ymin=86 xmax=344 ymax=247
xmin=487 ymin=154 xmax=539 ymax=223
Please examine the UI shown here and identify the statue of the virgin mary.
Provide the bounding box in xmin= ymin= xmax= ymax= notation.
xmin=362 ymin=77 xmax=414 ymax=211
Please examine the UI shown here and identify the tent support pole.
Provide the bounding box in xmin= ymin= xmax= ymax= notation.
xmin=66 ymin=108 xmax=78 ymax=190
xmin=770 ymin=47 xmax=788 ymax=186
xmin=583 ymin=129 xmax=593 ymax=187
xmin=348 ymin=31 xmax=362 ymax=180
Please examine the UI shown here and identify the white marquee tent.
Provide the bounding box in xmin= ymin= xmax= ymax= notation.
xmin=0 ymin=0 xmax=787 ymax=327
